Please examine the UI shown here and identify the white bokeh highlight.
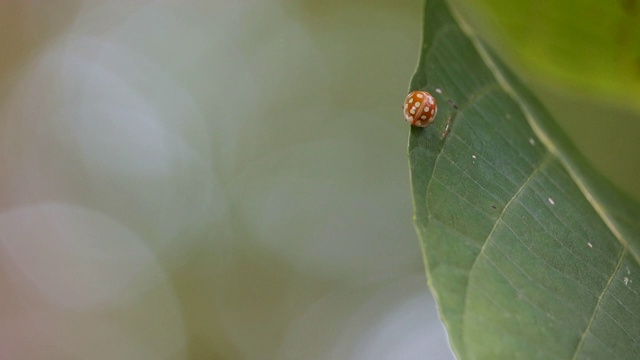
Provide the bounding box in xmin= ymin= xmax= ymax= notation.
xmin=0 ymin=203 xmax=186 ymax=359
xmin=1 ymin=203 xmax=165 ymax=308
xmin=279 ymin=275 xmax=455 ymax=360
xmin=0 ymin=1 xmax=448 ymax=359
xmin=1 ymin=34 xmax=222 ymax=250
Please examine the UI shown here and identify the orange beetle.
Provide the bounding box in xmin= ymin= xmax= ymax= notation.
xmin=403 ymin=91 xmax=437 ymax=127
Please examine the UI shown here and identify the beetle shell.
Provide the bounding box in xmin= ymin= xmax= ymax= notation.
xmin=403 ymin=91 xmax=437 ymax=127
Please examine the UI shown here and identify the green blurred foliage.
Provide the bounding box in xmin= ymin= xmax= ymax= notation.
xmin=452 ymin=0 xmax=640 ymax=110
xmin=449 ymin=0 xmax=640 ymax=202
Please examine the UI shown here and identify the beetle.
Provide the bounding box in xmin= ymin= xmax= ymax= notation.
xmin=403 ymin=91 xmax=437 ymax=127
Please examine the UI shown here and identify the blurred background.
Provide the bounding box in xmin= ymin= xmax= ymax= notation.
xmin=0 ymin=1 xmax=637 ymax=360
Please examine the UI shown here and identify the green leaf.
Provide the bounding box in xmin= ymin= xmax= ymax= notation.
xmin=408 ymin=0 xmax=640 ymax=358
xmin=449 ymin=0 xmax=640 ymax=111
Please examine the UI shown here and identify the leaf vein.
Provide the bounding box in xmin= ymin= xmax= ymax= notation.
xmin=469 ymin=33 xmax=640 ymax=267
xmin=460 ymin=153 xmax=554 ymax=340
xmin=467 ymin=254 xmax=568 ymax=359
xmin=513 ymin=194 xmax=613 ymax=284
xmin=571 ymin=248 xmax=627 ymax=359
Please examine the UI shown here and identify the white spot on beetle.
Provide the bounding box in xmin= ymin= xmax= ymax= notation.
xmin=415 ymin=102 xmax=421 ymax=107
xmin=416 ymin=93 xmax=424 ymax=98
xmin=548 ymin=198 xmax=555 ymax=205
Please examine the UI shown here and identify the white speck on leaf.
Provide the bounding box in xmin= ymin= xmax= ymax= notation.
xmin=529 ymin=138 xmax=535 ymax=146
xmin=587 ymin=242 xmax=593 ymax=248
xmin=548 ymin=198 xmax=555 ymax=205
xmin=624 ymin=277 xmax=630 ymax=286
xmin=472 ymin=155 xmax=476 ymax=159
